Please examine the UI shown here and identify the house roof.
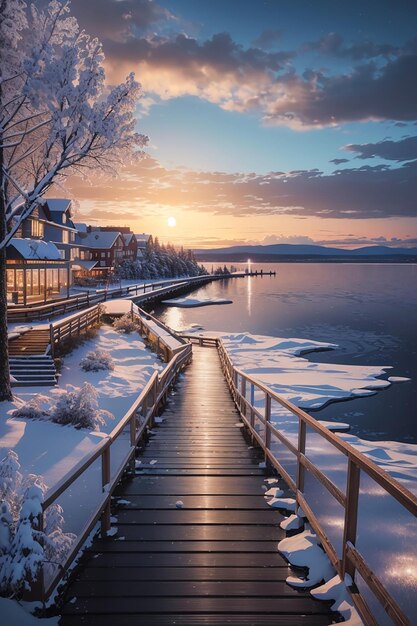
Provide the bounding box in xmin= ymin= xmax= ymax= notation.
xmin=72 ymin=260 xmax=98 ymax=271
xmin=77 ymin=231 xmax=123 ymax=249
xmin=75 ymin=223 xmax=88 ymax=233
xmin=122 ymin=233 xmax=136 ymax=246
xmin=134 ymin=233 xmax=150 ymax=247
xmin=44 ymin=199 xmax=72 ymax=213
xmin=8 ymin=238 xmax=62 ymax=260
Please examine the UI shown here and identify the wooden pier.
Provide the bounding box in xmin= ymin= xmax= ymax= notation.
xmin=59 ymin=346 xmax=333 ymax=625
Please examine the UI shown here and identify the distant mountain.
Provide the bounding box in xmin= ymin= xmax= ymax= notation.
xmin=194 ymin=243 xmax=417 ymax=261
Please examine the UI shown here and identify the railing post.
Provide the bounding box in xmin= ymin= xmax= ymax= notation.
xmin=129 ymin=413 xmax=136 ymax=473
xmin=101 ymin=446 xmax=111 ymax=537
xmin=342 ymin=458 xmax=361 ymax=578
xmin=296 ymin=419 xmax=307 ymax=503
xmin=264 ymin=393 xmax=271 ymax=462
xmin=49 ymin=323 xmax=54 ymax=358
xmin=241 ymin=377 xmax=246 ymax=416
xmin=250 ymin=383 xmax=255 ymax=430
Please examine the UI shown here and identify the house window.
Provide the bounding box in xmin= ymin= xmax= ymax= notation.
xmin=62 ymin=230 xmax=69 ymax=244
xmin=101 ymin=252 xmax=106 ymax=258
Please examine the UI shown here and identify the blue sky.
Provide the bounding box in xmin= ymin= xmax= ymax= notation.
xmin=70 ymin=0 xmax=417 ymax=248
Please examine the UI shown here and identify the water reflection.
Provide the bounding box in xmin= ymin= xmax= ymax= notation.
xmin=163 ymin=304 xmax=184 ymax=331
xmin=247 ymin=275 xmax=252 ymax=316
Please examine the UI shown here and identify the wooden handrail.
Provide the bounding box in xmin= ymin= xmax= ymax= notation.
xmin=213 ymin=337 xmax=416 ymax=626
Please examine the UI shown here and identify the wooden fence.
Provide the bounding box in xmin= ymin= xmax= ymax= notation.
xmin=8 ymin=275 xmax=214 ymax=322
xmin=209 ymin=337 xmax=417 ymax=626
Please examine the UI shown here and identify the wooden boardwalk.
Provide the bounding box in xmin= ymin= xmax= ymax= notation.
xmin=60 ymin=347 xmax=334 ymax=625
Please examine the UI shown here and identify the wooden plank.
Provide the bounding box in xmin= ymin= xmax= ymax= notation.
xmin=87 ymin=540 xmax=282 ymax=553
xmin=60 ymin=615 xmax=332 ymax=626
xmin=68 ymin=580 xmax=308 ymax=598
xmin=62 ymin=596 xmax=330 ymax=615
xmin=114 ymin=509 xmax=283 ymax=525
xmin=104 ymin=525 xmax=284 ymax=541
xmin=73 ymin=566 xmax=292 ymax=582
xmin=112 ymin=495 xmax=279 ymax=509
xmin=79 ymin=552 xmax=301 ymax=568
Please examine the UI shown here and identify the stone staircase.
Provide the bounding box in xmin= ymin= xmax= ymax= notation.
xmin=8 ymin=329 xmax=57 ymax=386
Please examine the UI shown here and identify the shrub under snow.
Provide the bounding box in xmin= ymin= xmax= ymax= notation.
xmin=51 ymin=382 xmax=114 ymax=430
xmin=113 ymin=313 xmax=138 ymax=334
xmin=80 ymin=349 xmax=114 ymax=372
xmin=0 ymin=452 xmax=75 ymax=596
xmin=11 ymin=395 xmax=50 ymax=421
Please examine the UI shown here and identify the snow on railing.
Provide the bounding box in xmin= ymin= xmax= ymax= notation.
xmin=212 ymin=337 xmax=417 ymax=626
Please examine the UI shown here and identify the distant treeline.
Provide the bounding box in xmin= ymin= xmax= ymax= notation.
xmin=115 ymin=236 xmax=207 ymax=279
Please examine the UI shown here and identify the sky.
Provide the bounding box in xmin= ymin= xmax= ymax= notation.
xmin=65 ymin=0 xmax=417 ymax=248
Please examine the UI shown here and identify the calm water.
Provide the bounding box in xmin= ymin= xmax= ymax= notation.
xmin=155 ymin=263 xmax=417 ymax=444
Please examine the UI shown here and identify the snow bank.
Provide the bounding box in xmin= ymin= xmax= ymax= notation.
xmin=0 ymin=599 xmax=58 ymax=625
xmin=161 ymin=296 xmax=232 ymax=307
xmin=0 ymin=326 xmax=161 ymax=487
xmin=278 ymin=526 xmax=334 ymax=587
xmin=312 ymin=575 xmax=364 ymax=625
xmin=221 ymin=332 xmax=390 ymax=409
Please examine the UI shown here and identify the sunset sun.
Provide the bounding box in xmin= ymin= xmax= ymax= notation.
xmin=167 ymin=216 xmax=177 ymax=227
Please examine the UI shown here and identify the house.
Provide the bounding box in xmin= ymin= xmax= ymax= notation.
xmin=134 ymin=233 xmax=151 ymax=258
xmin=75 ymin=230 xmax=125 ymax=278
xmin=92 ymin=226 xmax=138 ymax=261
xmin=6 ymin=200 xmax=78 ymax=304
xmin=6 ymin=237 xmax=69 ymax=305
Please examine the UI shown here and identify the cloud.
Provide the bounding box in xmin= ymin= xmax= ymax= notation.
xmin=304 ymin=32 xmax=399 ymax=60
xmin=69 ymin=155 xmax=417 ymax=221
xmin=69 ymin=1 xmax=417 ymax=128
xmin=329 ymin=158 xmax=350 ymax=165
xmin=252 ymin=30 xmax=283 ymax=49
xmin=345 ymin=135 xmax=417 ymax=161
xmin=70 ymin=0 xmax=177 ymax=41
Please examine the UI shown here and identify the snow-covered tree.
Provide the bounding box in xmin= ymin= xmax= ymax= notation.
xmin=51 ymin=382 xmax=114 ymax=430
xmin=0 ymin=481 xmax=44 ymax=595
xmin=0 ymin=0 xmax=147 ymax=401
xmin=0 ymin=450 xmax=22 ymax=518
xmin=114 ymin=238 xmax=208 ymax=280
xmin=0 ymin=451 xmax=75 ymax=596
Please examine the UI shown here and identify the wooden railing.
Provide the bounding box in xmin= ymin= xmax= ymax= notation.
xmin=192 ymin=336 xmax=417 ymax=626
xmin=37 ymin=337 xmax=192 ymax=602
xmin=8 ymin=274 xmax=215 ymax=322
xmin=49 ymin=304 xmax=101 ymax=357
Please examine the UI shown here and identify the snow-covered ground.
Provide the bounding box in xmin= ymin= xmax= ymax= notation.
xmin=0 ymin=325 xmax=162 ymax=488
xmin=161 ymin=296 xmax=232 ymax=307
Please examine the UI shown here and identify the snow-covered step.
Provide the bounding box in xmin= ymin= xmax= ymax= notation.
xmin=10 ymin=355 xmax=57 ymax=386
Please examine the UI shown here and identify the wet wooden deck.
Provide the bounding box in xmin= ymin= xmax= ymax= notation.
xmin=60 ymin=347 xmax=335 ymax=625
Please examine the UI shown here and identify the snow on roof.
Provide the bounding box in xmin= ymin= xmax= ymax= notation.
xmin=123 ymin=233 xmax=135 ymax=246
xmin=45 ymin=198 xmax=72 ymax=213
xmin=135 ymin=233 xmax=150 ymax=247
xmin=80 ymin=231 xmax=123 ymax=249
xmin=72 ymin=260 xmax=98 ymax=271
xmin=8 ymin=238 xmax=62 ymax=260
xmin=75 ymin=223 xmax=88 ymax=233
